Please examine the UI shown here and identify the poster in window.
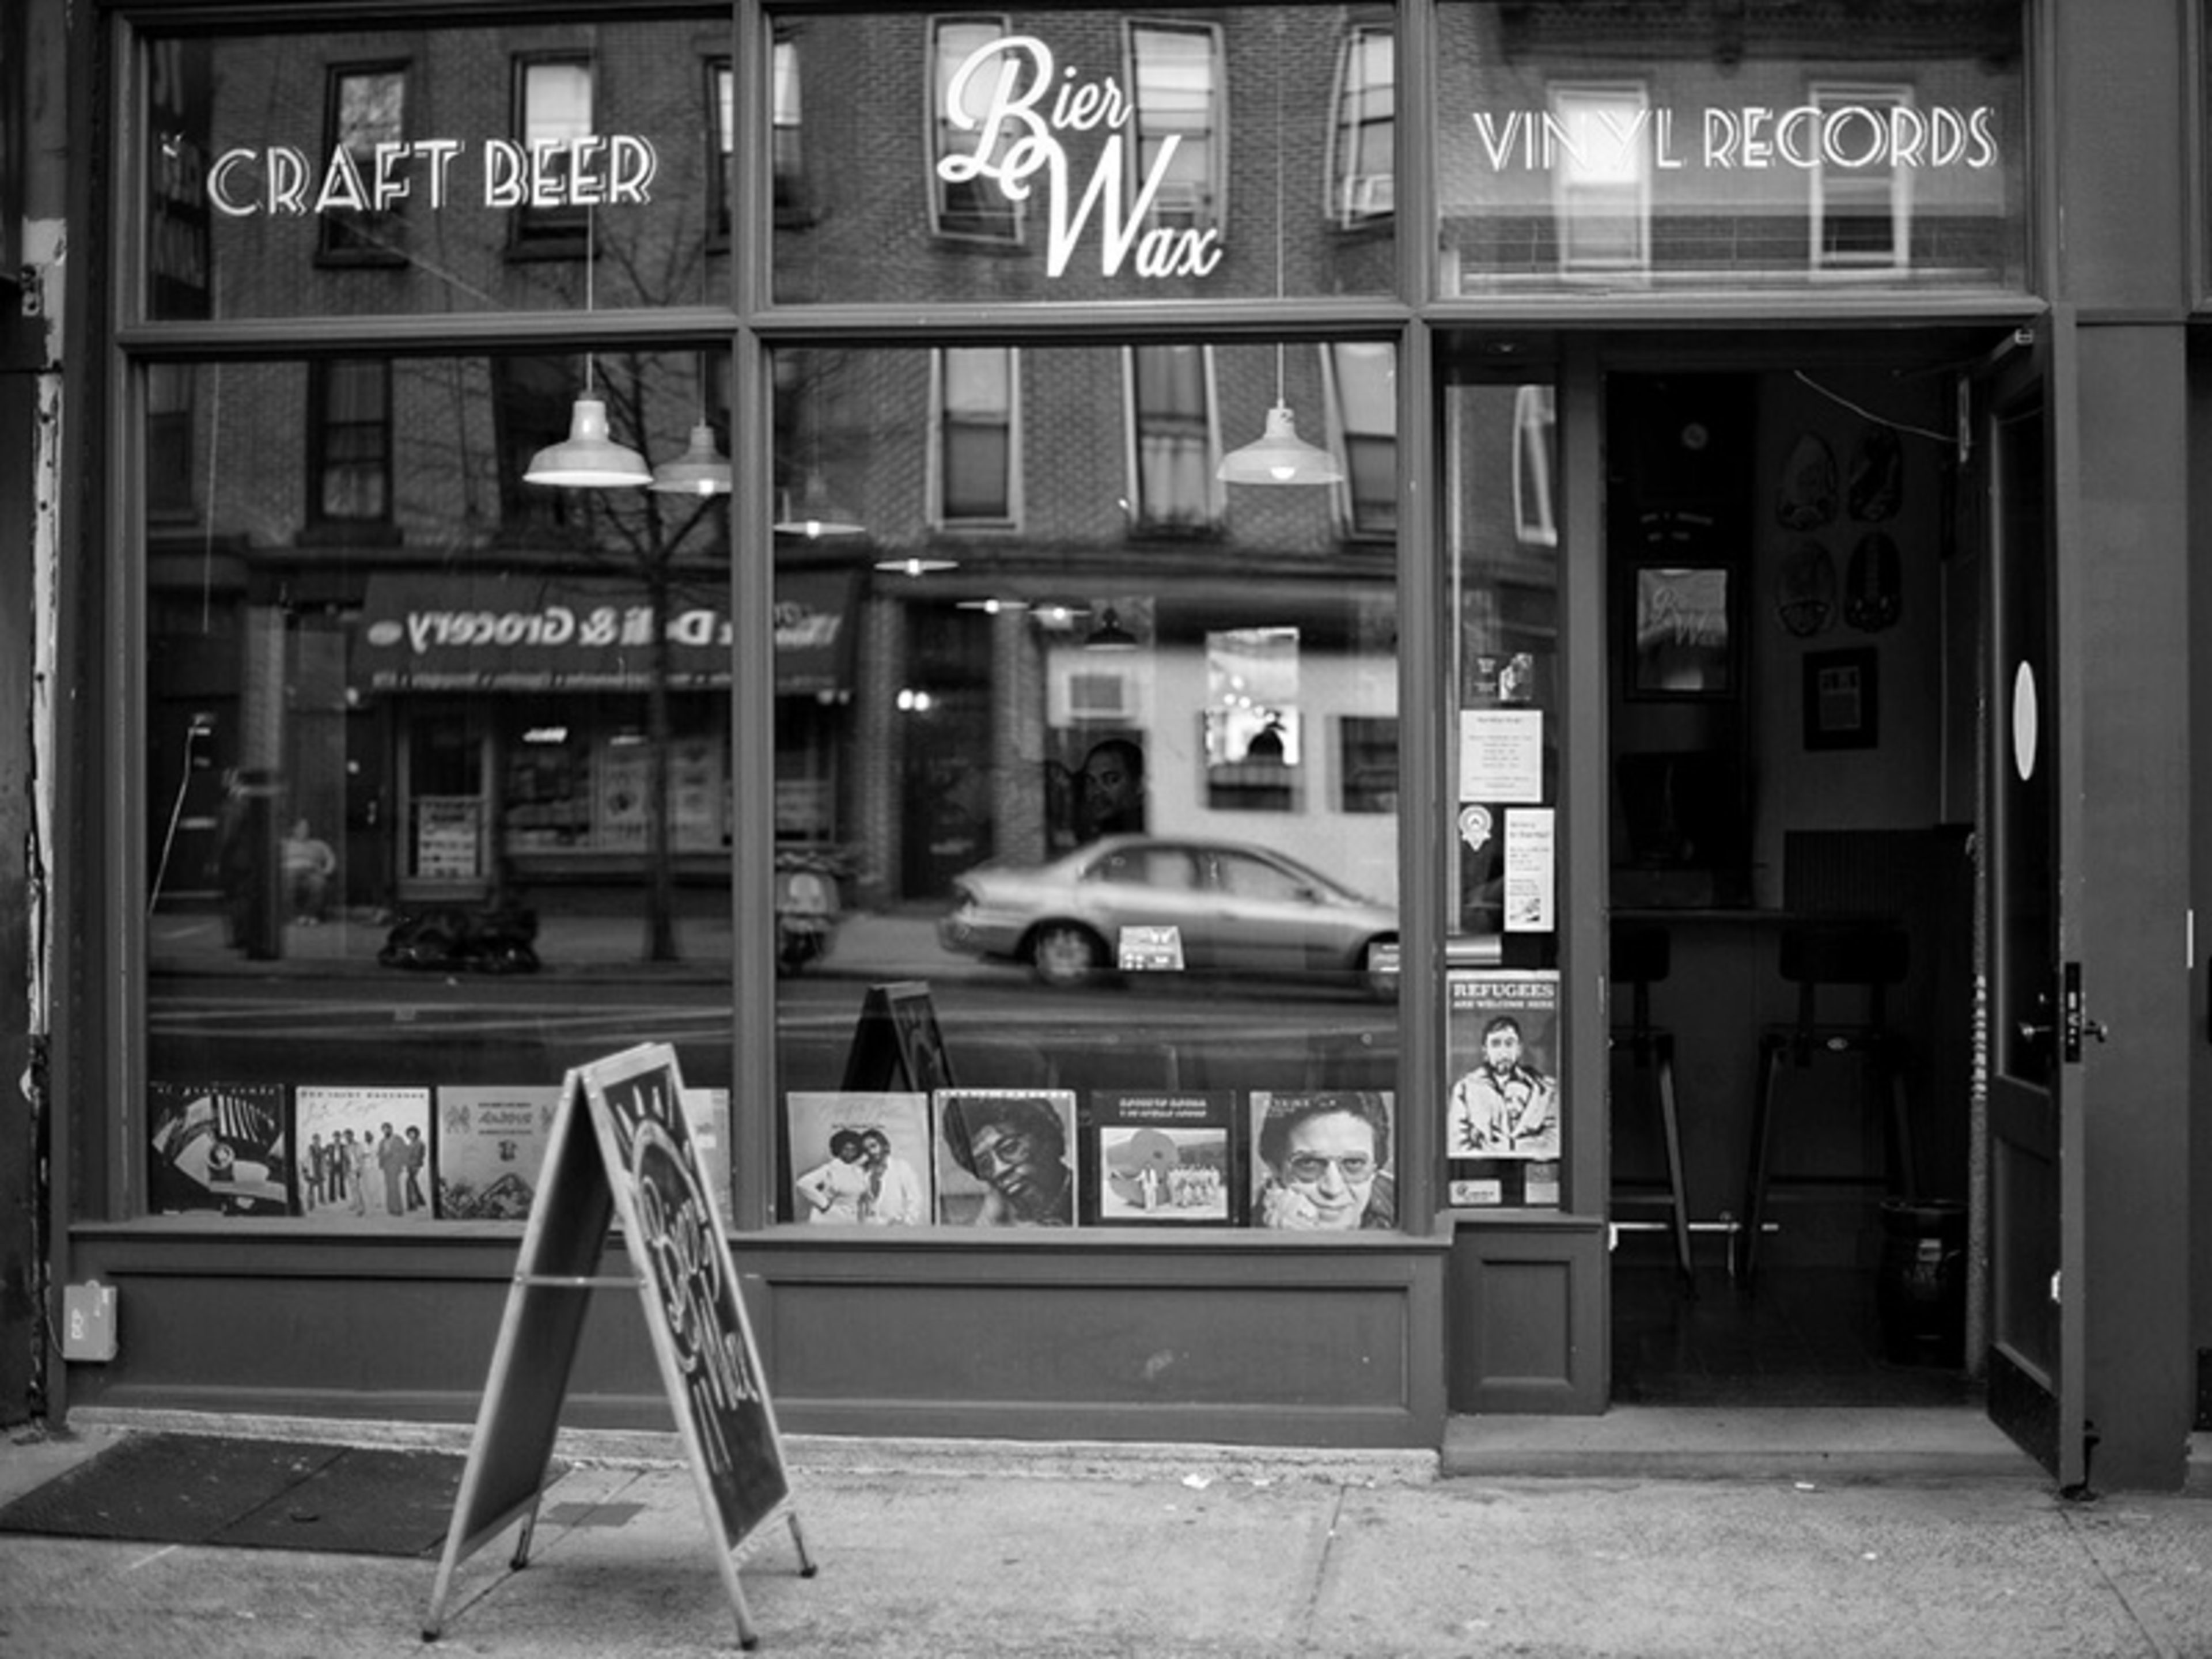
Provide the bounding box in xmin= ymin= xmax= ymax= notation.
xmin=786 ymin=1091 xmax=933 ymax=1226
xmin=933 ymin=1089 xmax=1078 ymax=1227
xmin=294 ymin=1085 xmax=435 ymax=1223
xmin=1445 ymin=971 xmax=1563 ymax=1208
xmin=147 ymin=1081 xmax=291 ymax=1216
xmin=1082 ymin=1090 xmax=1238 ymax=1225
xmin=1248 ymin=1090 xmax=1397 ymax=1232
xmin=436 ymin=1085 xmax=561 ymax=1220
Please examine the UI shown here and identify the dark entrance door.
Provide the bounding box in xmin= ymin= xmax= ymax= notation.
xmin=1981 ymin=321 xmax=2088 ymax=1488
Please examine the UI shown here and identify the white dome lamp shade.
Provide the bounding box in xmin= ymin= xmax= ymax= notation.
xmin=1217 ymin=395 xmax=1344 ymax=486
xmin=649 ymin=422 xmax=734 ymax=496
xmin=525 ymin=392 xmax=653 ymax=490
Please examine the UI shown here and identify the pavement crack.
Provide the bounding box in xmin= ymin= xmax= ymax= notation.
xmin=1293 ymin=1481 xmax=1353 ymax=1653
xmin=2059 ymin=1506 xmax=2181 ymax=1659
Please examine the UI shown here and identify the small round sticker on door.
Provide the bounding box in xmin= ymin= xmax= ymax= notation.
xmin=2011 ymin=659 xmax=2039 ymax=782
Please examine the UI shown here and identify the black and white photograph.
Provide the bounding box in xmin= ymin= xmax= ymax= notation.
xmin=294 ymin=1085 xmax=435 ymax=1224
xmin=934 ymin=1089 xmax=1078 ymax=1228
xmin=1248 ymin=1091 xmax=1396 ymax=1232
xmin=787 ymin=1091 xmax=933 ymax=1226
xmin=1084 ymin=1090 xmax=1237 ymax=1226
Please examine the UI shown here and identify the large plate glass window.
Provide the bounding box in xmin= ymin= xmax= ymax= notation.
xmin=771 ymin=340 xmax=1403 ymax=1234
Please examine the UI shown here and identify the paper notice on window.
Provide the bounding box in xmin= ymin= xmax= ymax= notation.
xmin=1458 ymin=709 xmax=1544 ymax=804
xmin=1504 ymin=808 xmax=1555 ymax=933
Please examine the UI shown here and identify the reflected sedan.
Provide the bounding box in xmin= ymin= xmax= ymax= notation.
xmin=938 ymin=835 xmax=1399 ymax=997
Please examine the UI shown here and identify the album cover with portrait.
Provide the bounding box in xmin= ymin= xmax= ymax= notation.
xmin=933 ymin=1088 xmax=1079 ymax=1228
xmin=1247 ymin=1090 xmax=1396 ymax=1232
xmin=785 ymin=1091 xmax=933 ymax=1227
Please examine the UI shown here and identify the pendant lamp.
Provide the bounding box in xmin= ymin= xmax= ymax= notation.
xmin=649 ymin=421 xmax=733 ymax=496
xmin=774 ymin=469 xmax=866 ymax=538
xmin=1217 ymin=386 xmax=1343 ymax=486
xmin=525 ymin=209 xmax=651 ymax=490
xmin=1217 ymin=19 xmax=1343 ymax=489
xmin=526 ymin=392 xmax=653 ymax=488
xmin=1084 ymin=606 xmax=1139 ymax=651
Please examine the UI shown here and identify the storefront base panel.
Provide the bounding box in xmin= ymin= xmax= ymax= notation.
xmin=1445 ymin=1217 xmax=1609 ymax=1415
xmin=59 ymin=1227 xmax=1450 ymax=1450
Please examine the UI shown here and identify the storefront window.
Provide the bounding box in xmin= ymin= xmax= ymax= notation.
xmin=1436 ymin=1 xmax=2028 ymax=294
xmin=142 ymin=14 xmax=729 ymax=323
xmin=141 ymin=347 xmax=738 ymax=1221
xmin=772 ymin=5 xmax=1397 ymax=306
xmin=1443 ymin=372 xmax=1562 ymax=1210
xmin=772 ymin=340 xmax=1403 ymax=1232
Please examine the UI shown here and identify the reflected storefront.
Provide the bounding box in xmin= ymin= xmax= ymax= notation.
xmin=41 ymin=0 xmax=2206 ymax=1486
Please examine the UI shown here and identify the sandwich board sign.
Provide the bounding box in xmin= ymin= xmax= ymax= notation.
xmin=423 ymin=1042 xmax=813 ymax=1650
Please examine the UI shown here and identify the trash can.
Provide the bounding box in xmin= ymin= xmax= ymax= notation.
xmin=1876 ymin=1198 xmax=1967 ymax=1367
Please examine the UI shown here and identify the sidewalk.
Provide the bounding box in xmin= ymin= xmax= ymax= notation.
xmin=5 ymin=1414 xmax=2210 ymax=1658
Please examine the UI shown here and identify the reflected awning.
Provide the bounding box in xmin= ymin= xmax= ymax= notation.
xmin=354 ymin=570 xmax=853 ymax=694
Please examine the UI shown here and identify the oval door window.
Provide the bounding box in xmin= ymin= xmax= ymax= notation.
xmin=2011 ymin=659 xmax=2039 ymax=782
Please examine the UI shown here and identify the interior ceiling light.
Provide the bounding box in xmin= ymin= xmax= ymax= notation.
xmin=525 ymin=207 xmax=651 ymax=490
xmin=648 ymin=422 xmax=733 ymax=496
xmin=876 ymin=554 xmax=960 ymax=577
xmin=525 ymin=393 xmax=652 ymax=489
xmin=1217 ymin=20 xmax=1344 ymax=490
xmin=1217 ymin=394 xmax=1343 ymax=486
xmin=774 ymin=469 xmax=867 ymax=538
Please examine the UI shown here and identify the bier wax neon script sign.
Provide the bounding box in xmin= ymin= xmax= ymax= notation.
xmin=936 ymin=36 xmax=1223 ymax=280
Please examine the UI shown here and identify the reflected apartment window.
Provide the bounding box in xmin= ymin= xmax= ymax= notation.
xmin=714 ymin=41 xmax=804 ymax=240
xmin=1812 ymin=83 xmax=1912 ymax=272
xmin=1513 ymin=385 xmax=1558 ymax=547
xmin=933 ymin=16 xmax=1021 ymax=243
xmin=310 ymin=358 xmax=392 ymax=525
xmin=1127 ymin=20 xmax=1221 ymax=231
xmin=1551 ymin=82 xmax=1649 ymax=273
xmin=1327 ymin=342 xmax=1396 ymax=536
xmin=513 ymin=55 xmax=592 ymax=249
xmin=934 ymin=346 xmax=1018 ymax=528
xmin=146 ymin=363 xmax=196 ymax=520
xmin=1126 ymin=343 xmax=1219 ymax=535
xmin=320 ymin=64 xmax=408 ymax=262
xmin=1331 ymin=26 xmax=1395 ymax=227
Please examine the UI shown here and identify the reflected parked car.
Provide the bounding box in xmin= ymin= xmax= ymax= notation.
xmin=938 ymin=835 xmax=1400 ymax=997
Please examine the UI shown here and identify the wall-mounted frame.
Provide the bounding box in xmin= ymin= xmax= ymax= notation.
xmin=1629 ymin=565 xmax=1734 ymax=698
xmin=1803 ymin=647 xmax=1878 ymax=750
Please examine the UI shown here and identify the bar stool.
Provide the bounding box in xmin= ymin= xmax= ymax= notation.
xmin=1737 ymin=921 xmax=1915 ymax=1287
xmin=1610 ymin=923 xmax=1696 ymax=1293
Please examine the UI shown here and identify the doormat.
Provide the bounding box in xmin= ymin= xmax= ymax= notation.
xmin=0 ymin=1433 xmax=533 ymax=1558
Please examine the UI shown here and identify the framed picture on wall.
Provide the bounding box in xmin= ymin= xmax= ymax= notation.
xmin=1804 ymin=647 xmax=1878 ymax=749
xmin=1629 ymin=565 xmax=1734 ymax=698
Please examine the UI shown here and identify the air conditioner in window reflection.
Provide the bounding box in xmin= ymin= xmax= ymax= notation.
xmin=1337 ymin=174 xmax=1394 ymax=226
xmin=1146 ymin=179 xmax=1209 ymax=232
xmin=1054 ymin=669 xmax=1132 ymax=725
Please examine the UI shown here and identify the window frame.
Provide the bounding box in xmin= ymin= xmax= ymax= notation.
xmin=509 ymin=52 xmax=595 ymax=253
xmin=317 ymin=60 xmax=411 ymax=266
xmin=1123 ymin=342 xmax=1224 ymax=536
xmin=305 ymin=356 xmax=395 ymax=532
xmin=1548 ymin=80 xmax=1653 ymax=276
xmin=1809 ymin=80 xmax=1916 ymax=275
xmin=1329 ymin=24 xmax=1395 ymax=229
xmin=930 ymin=14 xmax=1025 ymax=246
xmin=1123 ymin=17 xmax=1226 ymax=234
xmin=930 ymin=344 xmax=1022 ymax=531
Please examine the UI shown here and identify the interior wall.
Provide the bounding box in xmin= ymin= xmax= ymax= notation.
xmin=1746 ymin=369 xmax=1952 ymax=910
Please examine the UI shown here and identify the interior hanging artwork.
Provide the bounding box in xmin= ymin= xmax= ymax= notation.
xmin=1775 ymin=537 xmax=1838 ymax=638
xmin=1846 ymin=531 xmax=1902 ymax=632
xmin=1773 ymin=430 xmax=1838 ymax=531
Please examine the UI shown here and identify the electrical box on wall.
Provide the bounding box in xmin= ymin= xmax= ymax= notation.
xmin=62 ymin=1281 xmax=118 ymax=1362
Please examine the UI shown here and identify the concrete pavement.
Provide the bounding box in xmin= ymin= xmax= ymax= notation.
xmin=5 ymin=1413 xmax=2210 ymax=1658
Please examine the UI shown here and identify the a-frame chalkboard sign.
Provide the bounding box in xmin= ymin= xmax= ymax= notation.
xmin=423 ymin=1043 xmax=815 ymax=1650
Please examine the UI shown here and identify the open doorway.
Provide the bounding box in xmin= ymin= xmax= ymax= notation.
xmin=1603 ymin=366 xmax=1978 ymax=1408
